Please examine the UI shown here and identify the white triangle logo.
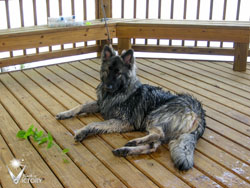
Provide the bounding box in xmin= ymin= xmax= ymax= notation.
xmin=6 ymin=165 xmax=26 ymax=184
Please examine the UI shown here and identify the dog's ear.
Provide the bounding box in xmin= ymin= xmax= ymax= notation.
xmin=121 ymin=49 xmax=134 ymax=68
xmin=102 ymin=45 xmax=114 ymax=61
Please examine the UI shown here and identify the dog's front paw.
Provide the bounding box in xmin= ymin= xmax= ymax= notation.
xmin=74 ymin=129 xmax=89 ymax=142
xmin=56 ymin=112 xmax=71 ymax=120
xmin=112 ymin=147 xmax=130 ymax=157
xmin=56 ymin=113 xmax=63 ymax=120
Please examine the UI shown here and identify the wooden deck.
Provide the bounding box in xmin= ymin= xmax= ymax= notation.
xmin=0 ymin=58 xmax=250 ymax=188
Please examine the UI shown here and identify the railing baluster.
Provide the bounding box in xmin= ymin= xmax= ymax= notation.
xmin=5 ymin=0 xmax=13 ymax=57
xmin=33 ymin=0 xmax=39 ymax=53
xmin=169 ymin=0 xmax=174 ymax=46
xmin=33 ymin=0 xmax=37 ymax=25
xmin=84 ymin=0 xmax=87 ymax=20
xmin=59 ymin=0 xmax=64 ymax=50
xmin=207 ymin=0 xmax=214 ymax=47
xmin=110 ymin=0 xmax=113 ymax=44
xmin=194 ymin=0 xmax=200 ymax=47
xmin=133 ymin=0 xmax=137 ymax=45
xmin=145 ymin=0 xmax=149 ymax=45
xmin=220 ymin=0 xmax=227 ymax=48
xmin=182 ymin=0 xmax=187 ymax=46
xmin=157 ymin=0 xmax=162 ymax=45
xmin=170 ymin=0 xmax=174 ymax=19
xmin=158 ymin=0 xmax=161 ymax=19
xmin=222 ymin=0 xmax=227 ymax=20
xmin=209 ymin=0 xmax=214 ymax=20
xmin=183 ymin=0 xmax=187 ymax=19
xmin=19 ymin=0 xmax=24 ymax=27
xmin=46 ymin=0 xmax=52 ymax=52
xmin=83 ymin=0 xmax=87 ymax=46
xmin=196 ymin=0 xmax=201 ymax=19
xmin=236 ymin=0 xmax=241 ymax=20
xmin=5 ymin=0 xmax=11 ymax=29
xmin=71 ymin=0 xmax=75 ymax=16
xmin=110 ymin=0 xmax=112 ymax=18
xmin=59 ymin=0 xmax=62 ymax=16
xmin=121 ymin=0 xmax=124 ymax=18
xmin=121 ymin=0 xmax=125 ymax=46
xmin=71 ymin=0 xmax=76 ymax=48
xmin=19 ymin=0 xmax=26 ymax=55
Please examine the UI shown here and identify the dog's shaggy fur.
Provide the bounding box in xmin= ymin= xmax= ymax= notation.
xmin=56 ymin=45 xmax=206 ymax=171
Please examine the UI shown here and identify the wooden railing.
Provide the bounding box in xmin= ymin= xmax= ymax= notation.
xmin=0 ymin=0 xmax=94 ymax=64
xmin=113 ymin=0 xmax=250 ymax=56
xmin=0 ymin=0 xmax=249 ymax=69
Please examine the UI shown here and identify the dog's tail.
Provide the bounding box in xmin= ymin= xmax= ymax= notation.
xmin=169 ymin=133 xmax=197 ymax=171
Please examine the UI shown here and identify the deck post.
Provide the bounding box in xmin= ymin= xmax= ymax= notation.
xmin=96 ymin=0 xmax=112 ymax=57
xmin=118 ymin=38 xmax=131 ymax=55
xmin=233 ymin=42 xmax=248 ymax=71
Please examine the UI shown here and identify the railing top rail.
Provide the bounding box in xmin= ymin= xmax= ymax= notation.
xmin=1 ymin=18 xmax=249 ymax=37
xmin=0 ymin=19 xmax=126 ymax=37
xmin=117 ymin=19 xmax=250 ymax=30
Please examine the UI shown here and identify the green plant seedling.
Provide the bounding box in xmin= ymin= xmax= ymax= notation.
xmin=16 ymin=125 xmax=70 ymax=163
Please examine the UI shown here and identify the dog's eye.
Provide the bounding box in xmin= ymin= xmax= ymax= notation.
xmin=113 ymin=68 xmax=120 ymax=74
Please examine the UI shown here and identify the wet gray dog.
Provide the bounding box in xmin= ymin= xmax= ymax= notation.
xmin=56 ymin=45 xmax=206 ymax=171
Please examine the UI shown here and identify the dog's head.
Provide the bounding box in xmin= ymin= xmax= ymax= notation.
xmin=100 ymin=45 xmax=136 ymax=93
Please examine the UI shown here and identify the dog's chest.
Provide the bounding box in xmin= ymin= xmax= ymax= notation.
xmin=98 ymin=95 xmax=131 ymax=120
xmin=97 ymin=85 xmax=175 ymax=130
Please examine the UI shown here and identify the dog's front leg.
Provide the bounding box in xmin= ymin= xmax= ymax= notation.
xmin=56 ymin=101 xmax=99 ymax=120
xmin=74 ymin=119 xmax=133 ymax=142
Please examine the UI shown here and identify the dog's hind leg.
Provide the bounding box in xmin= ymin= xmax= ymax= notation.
xmin=74 ymin=119 xmax=134 ymax=142
xmin=56 ymin=101 xmax=99 ymax=120
xmin=125 ymin=126 xmax=164 ymax=146
xmin=113 ymin=141 xmax=161 ymax=157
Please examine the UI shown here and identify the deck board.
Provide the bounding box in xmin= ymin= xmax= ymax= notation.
xmin=0 ymin=131 xmax=33 ymax=188
xmin=0 ymin=58 xmax=250 ymax=188
xmin=11 ymin=70 xmax=126 ymax=188
xmin=89 ymin=59 xmax=250 ymax=185
xmin=0 ymin=74 xmax=95 ymax=188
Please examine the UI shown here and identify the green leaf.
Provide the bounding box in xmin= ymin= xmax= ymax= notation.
xmin=47 ymin=141 xmax=53 ymax=149
xmin=23 ymin=130 xmax=34 ymax=139
xmin=38 ymin=137 xmax=48 ymax=145
xmin=27 ymin=125 xmax=34 ymax=132
xmin=34 ymin=130 xmax=43 ymax=140
xmin=63 ymin=158 xmax=70 ymax=163
xmin=16 ymin=130 xmax=26 ymax=138
xmin=47 ymin=132 xmax=53 ymax=142
xmin=62 ymin=148 xmax=69 ymax=154
xmin=22 ymin=125 xmax=35 ymax=139
xmin=37 ymin=131 xmax=43 ymax=138
xmin=33 ymin=137 xmax=39 ymax=142
xmin=23 ymin=131 xmax=34 ymax=139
